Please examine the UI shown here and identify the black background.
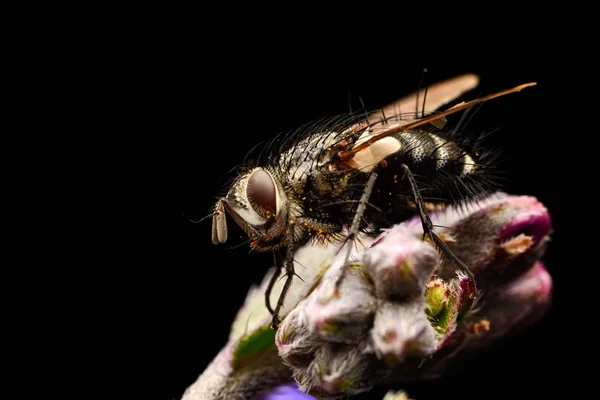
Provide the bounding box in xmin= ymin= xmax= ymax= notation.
xmin=155 ymin=28 xmax=560 ymax=400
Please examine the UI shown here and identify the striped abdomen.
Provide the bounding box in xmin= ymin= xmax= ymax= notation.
xmin=364 ymin=128 xmax=493 ymax=227
xmin=395 ymin=130 xmax=478 ymax=176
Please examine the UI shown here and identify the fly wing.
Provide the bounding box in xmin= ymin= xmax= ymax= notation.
xmin=355 ymin=74 xmax=480 ymax=148
xmin=345 ymin=81 xmax=536 ymax=165
xmin=378 ymin=73 xmax=480 ymax=123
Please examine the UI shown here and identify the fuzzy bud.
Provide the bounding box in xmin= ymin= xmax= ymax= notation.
xmin=300 ymin=342 xmax=379 ymax=397
xmin=363 ymin=225 xmax=440 ymax=300
xmin=372 ymin=302 xmax=437 ymax=364
xmin=276 ymin=306 xmax=320 ymax=369
xmin=303 ymin=263 xmax=377 ymax=343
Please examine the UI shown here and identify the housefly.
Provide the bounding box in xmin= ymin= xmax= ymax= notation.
xmin=208 ymin=74 xmax=535 ymax=330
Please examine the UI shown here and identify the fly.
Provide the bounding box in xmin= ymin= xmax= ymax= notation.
xmin=208 ymin=74 xmax=536 ymax=330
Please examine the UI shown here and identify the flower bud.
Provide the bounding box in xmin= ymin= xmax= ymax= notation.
xmin=363 ymin=225 xmax=440 ymax=300
xmin=304 ymin=263 xmax=377 ymax=343
xmin=372 ymin=301 xmax=437 ymax=364
xmin=300 ymin=342 xmax=379 ymax=397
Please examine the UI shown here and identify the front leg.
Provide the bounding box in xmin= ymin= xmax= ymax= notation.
xmin=264 ymin=251 xmax=281 ymax=315
xmin=269 ymin=217 xmax=341 ymax=328
xmin=270 ymin=221 xmax=299 ymax=330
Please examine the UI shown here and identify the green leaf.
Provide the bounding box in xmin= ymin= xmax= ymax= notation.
xmin=232 ymin=325 xmax=277 ymax=369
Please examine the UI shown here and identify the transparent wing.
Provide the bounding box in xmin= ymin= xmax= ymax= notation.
xmin=379 ymin=73 xmax=480 ymax=121
xmin=355 ymin=74 xmax=480 ymax=147
xmin=347 ymin=81 xmax=536 ymax=163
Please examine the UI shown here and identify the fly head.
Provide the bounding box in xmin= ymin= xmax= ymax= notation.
xmin=212 ymin=167 xmax=290 ymax=251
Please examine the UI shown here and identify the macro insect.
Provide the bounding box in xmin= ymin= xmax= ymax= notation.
xmin=208 ymin=74 xmax=535 ymax=330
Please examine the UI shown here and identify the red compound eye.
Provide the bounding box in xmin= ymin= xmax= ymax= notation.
xmin=247 ymin=169 xmax=276 ymax=217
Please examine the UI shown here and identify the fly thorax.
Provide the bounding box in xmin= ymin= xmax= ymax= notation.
xmin=311 ymin=167 xmax=353 ymax=198
xmin=281 ymin=132 xmax=345 ymax=184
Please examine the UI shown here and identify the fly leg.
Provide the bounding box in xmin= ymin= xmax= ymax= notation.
xmin=401 ymin=164 xmax=478 ymax=301
xmin=270 ymin=222 xmax=298 ymax=330
xmin=334 ymin=172 xmax=378 ymax=293
xmin=269 ymin=218 xmax=340 ymax=329
xmin=264 ymin=251 xmax=281 ymax=315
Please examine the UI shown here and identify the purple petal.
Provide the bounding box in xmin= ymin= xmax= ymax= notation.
xmin=498 ymin=203 xmax=552 ymax=245
xmin=253 ymin=382 xmax=317 ymax=400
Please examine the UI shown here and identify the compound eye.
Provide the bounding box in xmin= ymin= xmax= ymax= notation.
xmin=247 ymin=169 xmax=276 ymax=218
